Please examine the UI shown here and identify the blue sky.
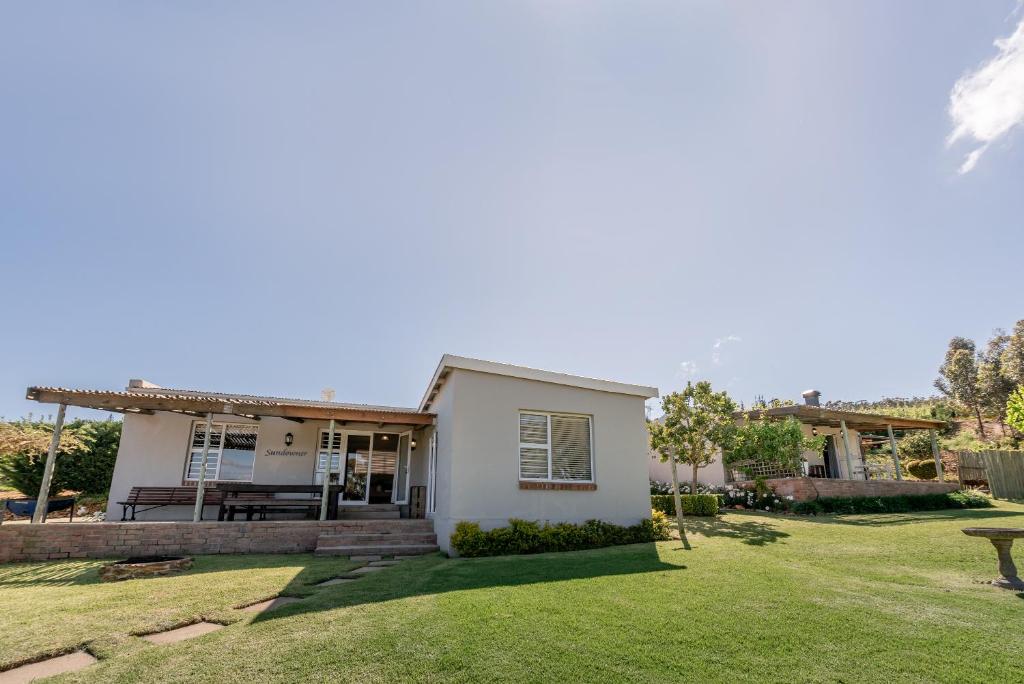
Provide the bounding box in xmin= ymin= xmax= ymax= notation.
xmin=2 ymin=1 xmax=1022 ymax=420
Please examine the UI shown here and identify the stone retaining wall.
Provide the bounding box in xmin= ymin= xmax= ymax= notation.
xmin=0 ymin=520 xmax=429 ymax=564
xmin=749 ymin=477 xmax=961 ymax=502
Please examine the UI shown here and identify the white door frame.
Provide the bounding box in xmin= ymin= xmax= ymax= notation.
xmin=426 ymin=431 xmax=437 ymax=518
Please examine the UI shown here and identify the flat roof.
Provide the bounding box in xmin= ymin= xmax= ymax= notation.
xmin=25 ymin=386 xmax=434 ymax=425
xmin=419 ymin=354 xmax=659 ymax=411
xmin=736 ymin=405 xmax=946 ymax=432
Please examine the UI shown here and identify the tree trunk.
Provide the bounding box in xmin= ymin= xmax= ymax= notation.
xmin=692 ymin=462 xmax=700 ymax=495
xmin=974 ymin=405 xmax=987 ymax=438
xmin=669 ymin=457 xmax=691 ymax=550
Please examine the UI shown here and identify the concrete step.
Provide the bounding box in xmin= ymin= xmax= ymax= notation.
xmin=337 ymin=504 xmax=400 ymax=512
xmin=322 ymin=520 xmax=434 ymax=532
xmin=314 ymin=543 xmax=439 ymax=557
xmin=318 ymin=532 xmax=438 ymax=546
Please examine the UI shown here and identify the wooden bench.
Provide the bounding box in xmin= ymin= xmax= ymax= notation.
xmin=117 ymin=487 xmax=225 ymax=521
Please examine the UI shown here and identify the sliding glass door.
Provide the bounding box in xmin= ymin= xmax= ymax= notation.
xmin=318 ymin=429 xmax=411 ymax=505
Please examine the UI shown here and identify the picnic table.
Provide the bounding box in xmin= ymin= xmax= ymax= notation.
xmin=216 ymin=484 xmax=344 ymax=521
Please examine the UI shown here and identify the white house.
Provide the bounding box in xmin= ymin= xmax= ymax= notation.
xmin=28 ymin=355 xmax=658 ymax=554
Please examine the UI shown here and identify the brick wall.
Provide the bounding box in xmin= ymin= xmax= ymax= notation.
xmin=749 ymin=477 xmax=961 ymax=502
xmin=0 ymin=520 xmax=425 ymax=564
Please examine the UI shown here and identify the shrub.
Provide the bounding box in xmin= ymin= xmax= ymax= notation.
xmin=0 ymin=419 xmax=121 ymax=497
xmin=791 ymin=490 xmax=991 ymax=515
xmin=650 ymin=494 xmax=720 ymax=517
xmin=450 ymin=516 xmax=669 ymax=557
xmin=905 ymin=459 xmax=937 ymax=480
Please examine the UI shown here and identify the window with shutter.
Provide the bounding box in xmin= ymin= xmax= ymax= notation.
xmin=185 ymin=422 xmax=257 ymax=482
xmin=518 ymin=411 xmax=593 ymax=482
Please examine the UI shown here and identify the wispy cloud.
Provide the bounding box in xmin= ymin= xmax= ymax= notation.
xmin=711 ymin=335 xmax=742 ymax=365
xmin=948 ymin=18 xmax=1024 ymax=174
xmin=678 ymin=360 xmax=699 ymax=378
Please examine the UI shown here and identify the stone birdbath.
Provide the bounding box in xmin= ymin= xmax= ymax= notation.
xmin=962 ymin=528 xmax=1024 ymax=590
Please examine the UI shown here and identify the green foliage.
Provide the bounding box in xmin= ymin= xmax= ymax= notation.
xmin=790 ymin=490 xmax=991 ymax=515
xmin=897 ymin=431 xmax=933 ymax=460
xmin=0 ymin=418 xmax=121 ymax=497
xmin=650 ymin=494 xmax=719 ymax=517
xmin=905 ymin=459 xmax=937 ymax=480
xmin=450 ymin=517 xmax=669 ymax=557
xmin=1001 ymin=320 xmax=1024 ymax=387
xmin=935 ymin=336 xmax=986 ymax=437
xmin=978 ymin=331 xmax=1016 ymax=426
xmin=1007 ymin=386 xmax=1024 ymax=435
xmin=649 ymin=382 xmax=737 ymax=493
xmin=726 ymin=414 xmax=825 ymax=474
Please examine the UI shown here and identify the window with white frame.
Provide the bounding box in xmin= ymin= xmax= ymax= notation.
xmin=518 ymin=411 xmax=593 ymax=482
xmin=185 ymin=422 xmax=258 ymax=482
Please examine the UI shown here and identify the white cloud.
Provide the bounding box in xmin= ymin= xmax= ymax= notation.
xmin=711 ymin=335 xmax=742 ymax=365
xmin=948 ymin=18 xmax=1024 ymax=174
xmin=678 ymin=361 xmax=699 ymax=378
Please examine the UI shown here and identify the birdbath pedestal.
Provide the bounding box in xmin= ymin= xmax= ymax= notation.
xmin=962 ymin=528 xmax=1024 ymax=590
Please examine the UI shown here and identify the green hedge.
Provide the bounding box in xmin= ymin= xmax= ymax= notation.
xmin=650 ymin=494 xmax=720 ymax=517
xmin=792 ymin=490 xmax=991 ymax=515
xmin=450 ymin=515 xmax=671 ymax=558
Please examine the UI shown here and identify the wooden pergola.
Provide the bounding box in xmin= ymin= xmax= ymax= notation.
xmin=24 ymin=385 xmax=434 ymax=523
xmin=735 ymin=405 xmax=948 ymax=481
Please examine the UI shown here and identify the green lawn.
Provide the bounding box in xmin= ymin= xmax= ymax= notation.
xmin=3 ymin=503 xmax=1024 ymax=683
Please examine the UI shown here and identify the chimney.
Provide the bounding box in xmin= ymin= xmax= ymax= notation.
xmin=802 ymin=389 xmax=821 ymax=407
xmin=128 ymin=379 xmax=161 ymax=390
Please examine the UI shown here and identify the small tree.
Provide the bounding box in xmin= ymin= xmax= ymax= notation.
xmin=978 ymin=331 xmax=1015 ymax=435
xmin=726 ymin=414 xmax=825 ymax=476
xmin=1007 ymin=386 xmax=1024 ymax=436
xmin=648 ymin=381 xmax=736 ymax=549
xmin=935 ymin=337 xmax=986 ymax=438
xmin=1000 ymin=320 xmax=1024 ymax=387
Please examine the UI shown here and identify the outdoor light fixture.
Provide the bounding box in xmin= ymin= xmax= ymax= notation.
xmin=411 ymin=438 xmax=417 ymax=451
xmin=811 ymin=427 xmax=818 ymax=436
xmin=284 ymin=432 xmax=294 ymax=446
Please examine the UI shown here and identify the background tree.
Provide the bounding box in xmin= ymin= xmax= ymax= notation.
xmin=0 ymin=419 xmax=89 ymax=497
xmin=1000 ymin=320 xmax=1024 ymax=387
xmin=726 ymin=414 xmax=825 ymax=475
xmin=649 ymin=381 xmax=736 ymax=549
xmin=935 ymin=337 xmax=986 ymax=437
xmin=1007 ymin=386 xmax=1024 ymax=436
xmin=978 ymin=330 xmax=1015 ymax=434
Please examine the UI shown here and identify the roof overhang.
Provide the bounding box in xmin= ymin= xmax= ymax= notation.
xmin=25 ymin=387 xmax=435 ymax=426
xmin=735 ymin=405 xmax=946 ymax=432
xmin=419 ymin=354 xmax=659 ymax=411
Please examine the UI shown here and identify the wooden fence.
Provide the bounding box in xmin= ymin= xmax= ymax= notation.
xmin=956 ymin=450 xmax=1024 ymax=499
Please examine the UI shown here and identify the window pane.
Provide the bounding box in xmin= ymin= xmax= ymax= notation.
xmin=550 ymin=415 xmax=592 ymax=481
xmin=187 ymin=451 xmax=220 ymax=480
xmin=519 ymin=447 xmax=549 ymax=479
xmin=316 ymin=451 xmax=342 ymax=472
xmin=218 ymin=426 xmax=257 ymax=481
xmin=192 ymin=423 xmax=222 ymax=450
xmin=319 ymin=431 xmax=343 ymax=450
xmin=519 ymin=413 xmax=548 ymax=444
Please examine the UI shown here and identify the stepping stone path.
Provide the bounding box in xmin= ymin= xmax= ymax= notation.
xmin=241 ymin=597 xmax=302 ymax=613
xmin=368 ymin=560 xmax=400 ymax=567
xmin=142 ymin=622 xmax=224 ymax=645
xmin=318 ymin=577 xmax=358 ymax=586
xmin=0 ymin=652 xmax=96 ymax=684
xmin=350 ymin=565 xmax=387 ymax=574
xmin=348 ymin=555 xmax=382 ymax=562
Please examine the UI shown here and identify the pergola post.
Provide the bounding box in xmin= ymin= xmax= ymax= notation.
xmin=192 ymin=412 xmax=214 ymax=523
xmin=32 ymin=403 xmax=67 ymax=524
xmin=320 ymin=418 xmax=336 ymax=521
xmin=887 ymin=424 xmax=902 ymax=481
xmin=840 ymin=419 xmax=856 ymax=480
xmin=930 ymin=429 xmax=944 ymax=481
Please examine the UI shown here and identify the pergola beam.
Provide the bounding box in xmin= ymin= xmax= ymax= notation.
xmin=32 ymin=403 xmax=66 ymax=524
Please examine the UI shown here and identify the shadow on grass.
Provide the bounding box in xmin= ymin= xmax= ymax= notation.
xmin=251 ymin=542 xmax=684 ymax=625
xmin=794 ymin=508 xmax=1024 ymax=528
xmin=684 ymin=514 xmax=790 ymax=546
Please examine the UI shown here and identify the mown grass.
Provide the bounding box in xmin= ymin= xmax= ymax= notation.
xmin=3 ymin=504 xmax=1024 ymax=682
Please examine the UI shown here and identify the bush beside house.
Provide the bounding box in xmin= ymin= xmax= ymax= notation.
xmin=450 ymin=514 xmax=672 ymax=557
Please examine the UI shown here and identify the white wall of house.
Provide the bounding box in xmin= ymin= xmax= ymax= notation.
xmin=431 ymin=367 xmax=653 ymax=553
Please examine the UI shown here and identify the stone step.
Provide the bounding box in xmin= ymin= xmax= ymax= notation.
xmin=338 ymin=510 xmax=401 ymax=520
xmin=321 ymin=520 xmax=434 ymax=532
xmin=314 ymin=543 xmax=439 ymax=557
xmin=317 ymin=532 xmax=438 ymax=546
xmin=337 ymin=504 xmax=400 ymax=512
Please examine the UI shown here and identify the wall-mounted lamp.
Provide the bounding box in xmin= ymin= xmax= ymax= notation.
xmin=284 ymin=432 xmax=294 ymax=446
xmin=811 ymin=427 xmax=818 ymax=437
xmin=411 ymin=438 xmax=417 ymax=451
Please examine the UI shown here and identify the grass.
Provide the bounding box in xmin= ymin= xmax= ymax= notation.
xmin=3 ymin=504 xmax=1024 ymax=682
